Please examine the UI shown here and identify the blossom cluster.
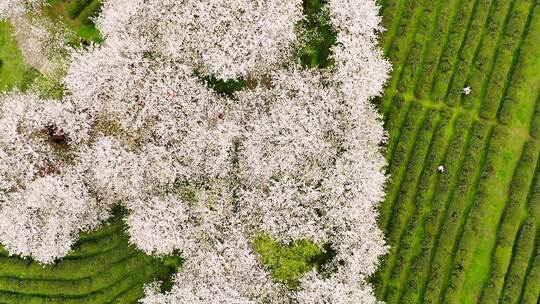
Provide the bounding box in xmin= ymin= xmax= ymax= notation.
xmin=0 ymin=0 xmax=390 ymax=302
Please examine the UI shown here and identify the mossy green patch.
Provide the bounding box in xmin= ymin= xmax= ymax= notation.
xmin=0 ymin=22 xmax=33 ymax=91
xmin=254 ymin=234 xmax=335 ymax=288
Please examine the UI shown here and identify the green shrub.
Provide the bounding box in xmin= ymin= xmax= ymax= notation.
xmin=413 ymin=0 xmax=460 ymax=100
xmin=464 ymin=0 xmax=513 ymax=108
xmin=67 ymin=0 xmax=95 ymax=19
xmin=498 ymin=219 xmax=536 ymax=303
xmin=480 ymin=0 xmax=532 ymax=120
xmin=520 ymin=238 xmax=540 ymax=303
xmin=254 ymin=234 xmax=333 ymax=288
xmin=479 ymin=140 xmax=538 ymax=304
xmin=196 ymin=73 xmax=246 ymax=98
xmin=443 ymin=0 xmax=494 ymax=108
xmin=381 ymin=102 xmax=425 ymax=228
xmin=423 ymin=119 xmax=490 ymax=303
xmin=430 ymin=0 xmax=477 ymax=105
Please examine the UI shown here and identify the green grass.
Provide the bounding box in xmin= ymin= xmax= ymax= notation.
xmin=0 ymin=22 xmax=34 ymax=91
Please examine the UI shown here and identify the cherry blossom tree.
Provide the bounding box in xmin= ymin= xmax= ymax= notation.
xmin=0 ymin=0 xmax=391 ymax=302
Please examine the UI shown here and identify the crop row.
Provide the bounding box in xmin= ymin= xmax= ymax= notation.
xmin=529 ymin=95 xmax=540 ymax=140
xmin=461 ymin=0 xmax=515 ymax=110
xmin=0 ymin=255 xmax=155 ymax=296
xmin=421 ymin=118 xmax=491 ymax=304
xmin=383 ymin=94 xmax=408 ymax=159
xmin=379 ymin=0 xmax=405 ymax=52
xmin=480 ymin=0 xmax=535 ymax=121
xmin=380 ymin=0 xmax=425 ymax=111
xmin=395 ymin=113 xmax=472 ymax=304
xmin=379 ymin=101 xmax=426 ymax=229
xmin=478 ymin=139 xmax=539 ymax=303
xmin=520 ymin=237 xmax=540 ymax=303
xmin=0 ymin=207 xmax=178 ymax=303
xmin=398 ymin=2 xmax=441 ymax=94
xmin=498 ymin=218 xmax=537 ymax=304
xmin=0 ymin=262 xmax=156 ymax=304
xmin=413 ymin=0 xmax=461 ymax=100
xmin=441 ymin=126 xmax=523 ymax=303
xmin=498 ymin=4 xmax=540 ymax=128
xmin=383 ymin=109 xmax=453 ymax=304
xmin=377 ymin=107 xmax=440 ymax=299
xmin=442 ymin=0 xmax=495 ymax=108
xmin=429 ymin=0 xmax=477 ymax=104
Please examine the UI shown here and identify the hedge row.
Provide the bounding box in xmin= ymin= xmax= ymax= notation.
xmin=380 ymin=0 xmax=405 ymax=51
xmin=413 ymin=0 xmax=461 ymax=100
xmin=0 ymin=258 xmax=165 ymax=303
xmin=388 ymin=0 xmax=422 ymax=63
xmin=383 ymin=0 xmax=424 ymax=104
xmin=379 ymin=0 xmax=404 ymax=111
xmin=386 ymin=108 xmax=439 ymax=237
xmin=397 ymin=0 xmax=440 ymax=94
xmin=0 ymin=242 xmax=135 ymax=280
xmin=498 ymin=5 xmax=540 ymax=126
xmin=66 ymin=0 xmax=95 ymax=19
xmin=378 ymin=109 xmax=438 ymax=300
xmin=377 ymin=95 xmax=410 ymax=231
xmin=399 ymin=113 xmax=472 ymax=304
xmin=498 ymin=218 xmax=537 ymax=304
xmin=478 ymin=139 xmax=539 ymax=304
xmin=422 ymin=119 xmax=491 ymax=304
xmin=383 ymin=94 xmax=408 ymax=153
xmin=462 ymin=0 xmax=513 ymax=109
xmin=0 ymin=254 xmax=154 ymax=296
xmin=430 ymin=0 xmax=477 ymax=105
xmin=480 ymin=0 xmax=533 ymax=120
xmin=384 ymin=111 xmax=453 ymax=304
xmin=380 ymin=102 xmax=426 ymax=229
xmin=441 ymin=127 xmax=512 ymax=303
xmin=0 ymin=227 xmax=180 ymax=303
xmin=520 ymin=238 xmax=540 ymax=304
xmin=524 ymin=138 xmax=540 ymax=221
xmin=528 ymin=95 xmax=540 ymax=140
xmin=67 ymin=234 xmax=123 ymax=259
xmin=377 ymin=101 xmax=427 ymax=293
xmin=442 ymin=0 xmax=495 ymax=108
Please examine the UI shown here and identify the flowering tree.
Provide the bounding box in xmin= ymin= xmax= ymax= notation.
xmin=0 ymin=0 xmax=391 ymax=303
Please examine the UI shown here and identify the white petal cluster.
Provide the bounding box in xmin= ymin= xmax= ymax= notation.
xmin=0 ymin=0 xmax=390 ymax=302
xmin=0 ymin=1 xmax=67 ymax=74
xmin=0 ymin=0 xmax=43 ymax=18
xmin=141 ymin=226 xmax=287 ymax=304
xmin=0 ymin=173 xmax=109 ymax=264
xmin=0 ymin=93 xmax=88 ymax=192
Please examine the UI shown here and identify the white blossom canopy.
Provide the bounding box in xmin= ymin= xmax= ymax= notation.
xmin=0 ymin=0 xmax=391 ymax=303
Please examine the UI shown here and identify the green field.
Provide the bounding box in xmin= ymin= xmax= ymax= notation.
xmin=0 ymin=21 xmax=33 ymax=90
xmin=0 ymin=0 xmax=539 ymax=303
xmin=373 ymin=0 xmax=540 ymax=303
